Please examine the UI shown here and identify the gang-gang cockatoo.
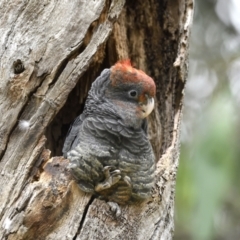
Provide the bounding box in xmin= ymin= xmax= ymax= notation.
xmin=63 ymin=60 xmax=156 ymax=216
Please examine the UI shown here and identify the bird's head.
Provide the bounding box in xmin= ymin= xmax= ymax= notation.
xmin=106 ymin=60 xmax=156 ymax=121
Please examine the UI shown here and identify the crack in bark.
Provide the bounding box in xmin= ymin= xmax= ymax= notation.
xmin=73 ymin=195 xmax=95 ymax=240
xmin=149 ymin=206 xmax=173 ymax=240
xmin=46 ymin=0 xmax=114 ymax=93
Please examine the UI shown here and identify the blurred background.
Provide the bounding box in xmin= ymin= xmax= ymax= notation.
xmin=174 ymin=0 xmax=240 ymax=239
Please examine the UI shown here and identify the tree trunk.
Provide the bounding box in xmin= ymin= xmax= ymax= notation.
xmin=0 ymin=0 xmax=194 ymax=239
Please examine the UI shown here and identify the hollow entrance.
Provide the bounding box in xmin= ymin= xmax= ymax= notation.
xmin=45 ymin=60 xmax=111 ymax=156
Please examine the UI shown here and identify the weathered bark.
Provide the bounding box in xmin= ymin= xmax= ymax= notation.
xmin=0 ymin=0 xmax=194 ymax=239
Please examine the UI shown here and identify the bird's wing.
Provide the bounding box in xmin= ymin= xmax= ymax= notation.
xmin=62 ymin=113 xmax=85 ymax=157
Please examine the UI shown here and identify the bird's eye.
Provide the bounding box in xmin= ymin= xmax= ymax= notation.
xmin=129 ymin=90 xmax=137 ymax=98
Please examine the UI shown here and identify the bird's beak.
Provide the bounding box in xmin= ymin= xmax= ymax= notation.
xmin=140 ymin=97 xmax=154 ymax=118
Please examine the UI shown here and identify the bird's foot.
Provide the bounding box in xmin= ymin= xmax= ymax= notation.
xmin=95 ymin=166 xmax=121 ymax=192
xmin=107 ymin=201 xmax=121 ymax=217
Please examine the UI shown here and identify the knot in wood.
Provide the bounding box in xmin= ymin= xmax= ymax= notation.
xmin=13 ymin=59 xmax=25 ymax=74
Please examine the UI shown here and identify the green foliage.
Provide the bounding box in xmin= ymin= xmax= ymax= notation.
xmin=176 ymin=93 xmax=237 ymax=240
xmin=174 ymin=0 xmax=240 ymax=239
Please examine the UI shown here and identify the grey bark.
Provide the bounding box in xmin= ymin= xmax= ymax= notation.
xmin=0 ymin=0 xmax=194 ymax=239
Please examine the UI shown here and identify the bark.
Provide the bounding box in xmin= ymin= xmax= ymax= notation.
xmin=0 ymin=0 xmax=194 ymax=239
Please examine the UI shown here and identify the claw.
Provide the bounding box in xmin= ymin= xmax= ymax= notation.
xmin=107 ymin=201 xmax=121 ymax=217
xmin=111 ymin=170 xmax=121 ymax=177
xmin=123 ymin=176 xmax=131 ymax=187
xmin=103 ymin=166 xmax=112 ymax=178
xmin=95 ymin=166 xmax=121 ymax=192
